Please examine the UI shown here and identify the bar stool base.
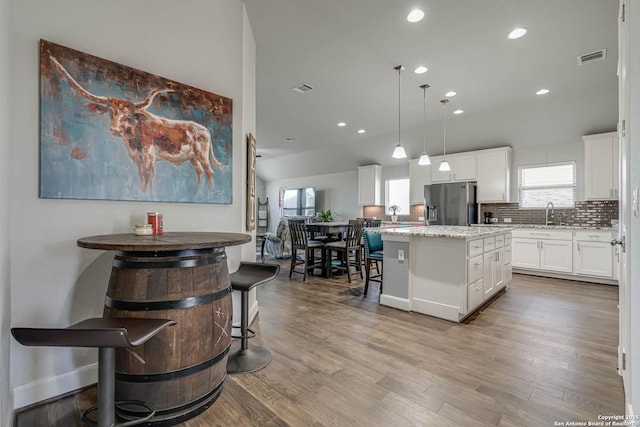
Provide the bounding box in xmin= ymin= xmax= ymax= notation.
xmin=227 ymin=346 xmax=272 ymax=374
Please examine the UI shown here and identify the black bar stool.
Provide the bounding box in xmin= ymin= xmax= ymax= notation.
xmin=12 ymin=317 xmax=175 ymax=427
xmin=227 ymin=262 xmax=280 ymax=374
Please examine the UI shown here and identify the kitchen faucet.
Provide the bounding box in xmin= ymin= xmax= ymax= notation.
xmin=545 ymin=202 xmax=555 ymax=226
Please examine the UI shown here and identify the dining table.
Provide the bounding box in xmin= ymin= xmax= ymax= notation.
xmin=305 ymin=222 xmax=351 ymax=277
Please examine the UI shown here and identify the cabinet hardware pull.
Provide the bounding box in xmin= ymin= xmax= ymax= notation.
xmin=577 ymin=243 xmax=581 ymax=252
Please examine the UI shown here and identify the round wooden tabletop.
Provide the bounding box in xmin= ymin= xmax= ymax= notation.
xmin=77 ymin=231 xmax=252 ymax=252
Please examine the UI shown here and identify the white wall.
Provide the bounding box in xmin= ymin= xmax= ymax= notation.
xmin=264 ymin=171 xmax=360 ymax=231
xmin=10 ymin=0 xmax=253 ymax=409
xmin=627 ymin=0 xmax=640 ymax=415
xmin=0 ymin=0 xmax=13 ymax=422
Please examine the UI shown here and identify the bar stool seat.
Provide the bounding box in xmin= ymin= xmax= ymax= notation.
xmin=12 ymin=317 xmax=175 ymax=427
xmin=227 ymin=262 xmax=280 ymax=374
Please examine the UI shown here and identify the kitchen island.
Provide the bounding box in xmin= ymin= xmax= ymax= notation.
xmin=370 ymin=226 xmax=512 ymax=322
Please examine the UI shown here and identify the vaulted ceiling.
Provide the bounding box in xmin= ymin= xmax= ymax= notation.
xmin=244 ymin=0 xmax=619 ymax=181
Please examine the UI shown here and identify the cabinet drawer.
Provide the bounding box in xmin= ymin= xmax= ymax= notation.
xmin=468 ymin=279 xmax=484 ymax=310
xmin=495 ymin=234 xmax=505 ymax=248
xmin=511 ymin=229 xmax=573 ymax=241
xmin=483 ymin=237 xmax=496 ymax=252
xmin=468 ymin=239 xmax=484 ymax=257
xmin=467 ymin=255 xmax=484 ymax=284
xmin=575 ymin=230 xmax=612 ymax=242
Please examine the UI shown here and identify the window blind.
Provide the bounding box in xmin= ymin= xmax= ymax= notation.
xmin=518 ymin=162 xmax=576 ymax=208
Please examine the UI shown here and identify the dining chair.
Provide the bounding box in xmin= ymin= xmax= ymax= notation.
xmin=363 ymin=231 xmax=384 ymax=295
xmin=325 ymin=223 xmax=363 ymax=283
xmin=289 ymin=220 xmax=325 ymax=281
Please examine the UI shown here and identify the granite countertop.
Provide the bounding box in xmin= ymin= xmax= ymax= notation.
xmin=472 ymin=223 xmax=613 ymax=231
xmin=370 ymin=225 xmax=512 ymax=239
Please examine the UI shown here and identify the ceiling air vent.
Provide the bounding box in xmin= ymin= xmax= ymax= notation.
xmin=578 ymin=49 xmax=607 ymax=66
xmin=291 ymin=83 xmax=314 ymax=93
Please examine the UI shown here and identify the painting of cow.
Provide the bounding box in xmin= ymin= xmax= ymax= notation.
xmin=39 ymin=40 xmax=233 ymax=203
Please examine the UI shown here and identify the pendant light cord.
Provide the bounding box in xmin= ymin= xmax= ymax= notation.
xmin=398 ymin=67 xmax=401 ymax=145
xmin=441 ymin=99 xmax=448 ymax=157
xmin=423 ymin=86 xmax=427 ymax=153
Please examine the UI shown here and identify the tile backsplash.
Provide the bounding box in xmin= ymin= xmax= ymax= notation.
xmin=480 ymin=201 xmax=618 ymax=227
xmin=363 ymin=205 xmax=424 ymax=223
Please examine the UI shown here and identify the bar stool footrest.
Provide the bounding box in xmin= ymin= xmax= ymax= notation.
xmin=82 ymin=400 xmax=156 ymax=427
xmin=231 ymin=325 xmax=256 ymax=340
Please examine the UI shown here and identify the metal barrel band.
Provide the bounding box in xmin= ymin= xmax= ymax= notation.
xmin=115 ymin=345 xmax=230 ymax=383
xmin=115 ymin=381 xmax=224 ymax=421
xmin=105 ymin=286 xmax=232 ymax=311
xmin=114 ymin=249 xmax=226 ymax=269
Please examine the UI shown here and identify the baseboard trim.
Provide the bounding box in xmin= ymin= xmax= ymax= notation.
xmin=12 ymin=362 xmax=97 ymax=410
xmin=6 ymin=389 xmax=13 ymax=427
xmin=380 ymin=294 xmax=410 ymax=311
xmin=512 ymin=269 xmax=618 ymax=286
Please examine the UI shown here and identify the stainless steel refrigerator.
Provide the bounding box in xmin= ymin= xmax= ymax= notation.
xmin=424 ymin=182 xmax=478 ymax=226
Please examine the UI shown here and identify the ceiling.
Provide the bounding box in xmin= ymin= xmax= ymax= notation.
xmin=243 ymin=0 xmax=619 ymax=179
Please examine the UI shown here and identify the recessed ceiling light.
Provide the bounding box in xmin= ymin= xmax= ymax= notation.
xmin=338 ymin=122 xmax=346 ymax=127
xmin=508 ymin=28 xmax=527 ymax=39
xmin=283 ymin=137 xmax=297 ymax=142
xmin=357 ymin=129 xmax=366 ymax=134
xmin=407 ymin=9 xmax=425 ymax=23
xmin=536 ymin=89 xmax=550 ymax=95
xmin=453 ymin=109 xmax=464 ymax=115
xmin=414 ymin=66 xmax=428 ymax=74
xmin=445 ymin=91 xmax=456 ymax=97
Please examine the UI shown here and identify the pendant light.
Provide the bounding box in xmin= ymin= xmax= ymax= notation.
xmin=391 ymin=65 xmax=407 ymax=159
xmin=438 ymin=99 xmax=451 ymax=172
xmin=418 ymin=84 xmax=431 ymax=166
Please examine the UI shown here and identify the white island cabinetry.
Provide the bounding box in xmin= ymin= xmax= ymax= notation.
xmin=378 ymin=226 xmax=512 ymax=323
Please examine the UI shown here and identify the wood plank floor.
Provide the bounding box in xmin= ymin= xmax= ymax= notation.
xmin=15 ymin=255 xmax=624 ymax=426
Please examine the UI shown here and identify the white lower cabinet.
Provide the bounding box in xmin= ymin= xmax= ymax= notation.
xmin=483 ymin=248 xmax=505 ymax=297
xmin=512 ymin=239 xmax=539 ymax=269
xmin=574 ymin=231 xmax=614 ymax=278
xmin=511 ymin=228 xmax=616 ymax=282
xmin=466 ymin=233 xmax=510 ymax=310
xmin=539 ymin=240 xmax=573 ymax=273
xmin=511 ymin=230 xmax=572 ymax=273
xmin=468 ymin=279 xmax=484 ymax=310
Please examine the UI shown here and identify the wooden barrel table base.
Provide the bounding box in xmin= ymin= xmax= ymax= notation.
xmin=77 ymin=232 xmax=251 ymax=426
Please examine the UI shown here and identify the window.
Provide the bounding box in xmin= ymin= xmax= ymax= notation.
xmin=518 ymin=162 xmax=576 ymax=208
xmin=385 ymin=178 xmax=410 ymax=215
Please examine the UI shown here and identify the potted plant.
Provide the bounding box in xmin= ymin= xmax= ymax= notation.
xmin=317 ymin=209 xmax=334 ymax=222
xmin=388 ymin=205 xmax=400 ymax=223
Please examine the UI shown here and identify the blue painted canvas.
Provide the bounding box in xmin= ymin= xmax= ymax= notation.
xmin=39 ymin=40 xmax=233 ymax=203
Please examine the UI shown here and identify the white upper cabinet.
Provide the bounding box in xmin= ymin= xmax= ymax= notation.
xmin=431 ymin=153 xmax=477 ymax=183
xmin=409 ymin=159 xmax=431 ymax=205
xmin=583 ymin=131 xmax=618 ymax=200
xmin=477 ymin=148 xmax=512 ymax=203
xmin=358 ymin=164 xmax=382 ymax=206
xmin=451 ymin=153 xmax=477 ymax=181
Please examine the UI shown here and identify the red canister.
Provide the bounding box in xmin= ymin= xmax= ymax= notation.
xmin=147 ymin=212 xmax=163 ymax=235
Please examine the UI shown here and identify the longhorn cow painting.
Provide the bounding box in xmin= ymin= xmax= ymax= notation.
xmin=39 ymin=40 xmax=233 ymax=203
